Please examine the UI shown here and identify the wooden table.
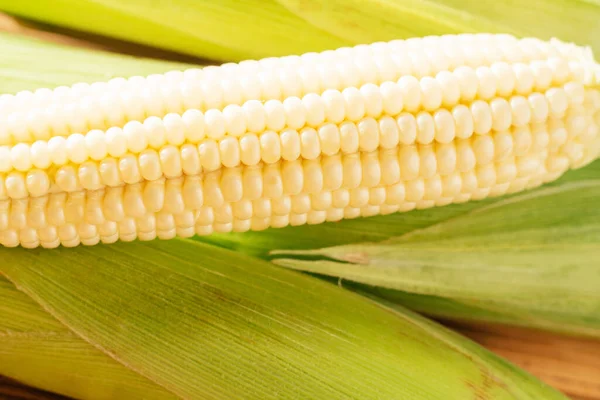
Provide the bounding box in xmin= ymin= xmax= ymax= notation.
xmin=0 ymin=12 xmax=599 ymax=400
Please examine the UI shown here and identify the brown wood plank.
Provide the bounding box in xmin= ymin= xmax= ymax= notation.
xmin=445 ymin=321 xmax=600 ymax=400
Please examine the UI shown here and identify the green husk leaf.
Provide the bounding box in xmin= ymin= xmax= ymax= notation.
xmin=0 ymin=32 xmax=187 ymax=93
xmin=360 ymin=293 xmax=570 ymax=395
xmin=334 ymin=279 xmax=600 ymax=338
xmin=0 ymin=0 xmax=346 ymax=62
xmin=1 ymin=0 xmax=599 ymax=61
xmin=272 ymin=179 xmax=600 ymax=337
xmin=0 ymin=239 xmax=566 ymax=399
xmin=277 ymin=0 xmax=600 ymax=49
xmin=315 ymin=276 xmax=594 ymax=337
xmin=0 ymin=278 xmax=177 ymax=400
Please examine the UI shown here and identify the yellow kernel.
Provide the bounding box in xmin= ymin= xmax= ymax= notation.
xmin=416 ymin=112 xmax=435 ymax=145
xmin=358 ymin=117 xmax=380 ymax=152
xmin=397 ymin=113 xmax=417 ymax=145
xmin=144 ymin=178 xmax=166 ymax=212
xmin=259 ymin=131 xmax=281 ymax=164
xmin=198 ymin=139 xmax=221 ymax=171
xmin=405 ymin=178 xmax=425 ymax=202
xmin=399 ymin=145 xmax=420 ymax=180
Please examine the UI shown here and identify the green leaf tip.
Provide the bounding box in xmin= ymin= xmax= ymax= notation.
xmin=272 ymin=179 xmax=600 ymax=337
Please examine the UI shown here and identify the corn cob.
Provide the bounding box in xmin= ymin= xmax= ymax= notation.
xmin=0 ymin=33 xmax=599 ymax=248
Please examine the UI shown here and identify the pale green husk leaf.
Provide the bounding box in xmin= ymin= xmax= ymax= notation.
xmin=1 ymin=239 xmax=567 ymax=399
xmin=0 ymin=0 xmax=598 ymax=61
xmin=0 ymin=278 xmax=177 ymax=400
xmin=272 ymin=179 xmax=600 ymax=337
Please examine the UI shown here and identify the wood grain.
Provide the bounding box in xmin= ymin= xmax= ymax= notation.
xmin=0 ymin=11 xmax=599 ymax=400
xmin=446 ymin=321 xmax=600 ymax=400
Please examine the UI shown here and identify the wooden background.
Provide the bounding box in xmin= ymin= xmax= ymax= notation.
xmin=0 ymin=12 xmax=599 ymax=400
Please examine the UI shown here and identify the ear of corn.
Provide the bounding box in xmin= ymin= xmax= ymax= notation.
xmin=0 ymin=277 xmax=178 ymax=400
xmin=0 ymin=33 xmax=598 ymax=249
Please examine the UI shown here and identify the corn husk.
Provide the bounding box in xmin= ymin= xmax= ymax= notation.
xmin=0 ymin=32 xmax=186 ymax=93
xmin=1 ymin=239 xmax=569 ymax=400
xmin=232 ymin=163 xmax=600 ymax=338
xmin=0 ymin=276 xmax=177 ymax=400
xmin=0 ymin=33 xmax=570 ymax=400
xmin=1 ymin=0 xmax=599 ymax=61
